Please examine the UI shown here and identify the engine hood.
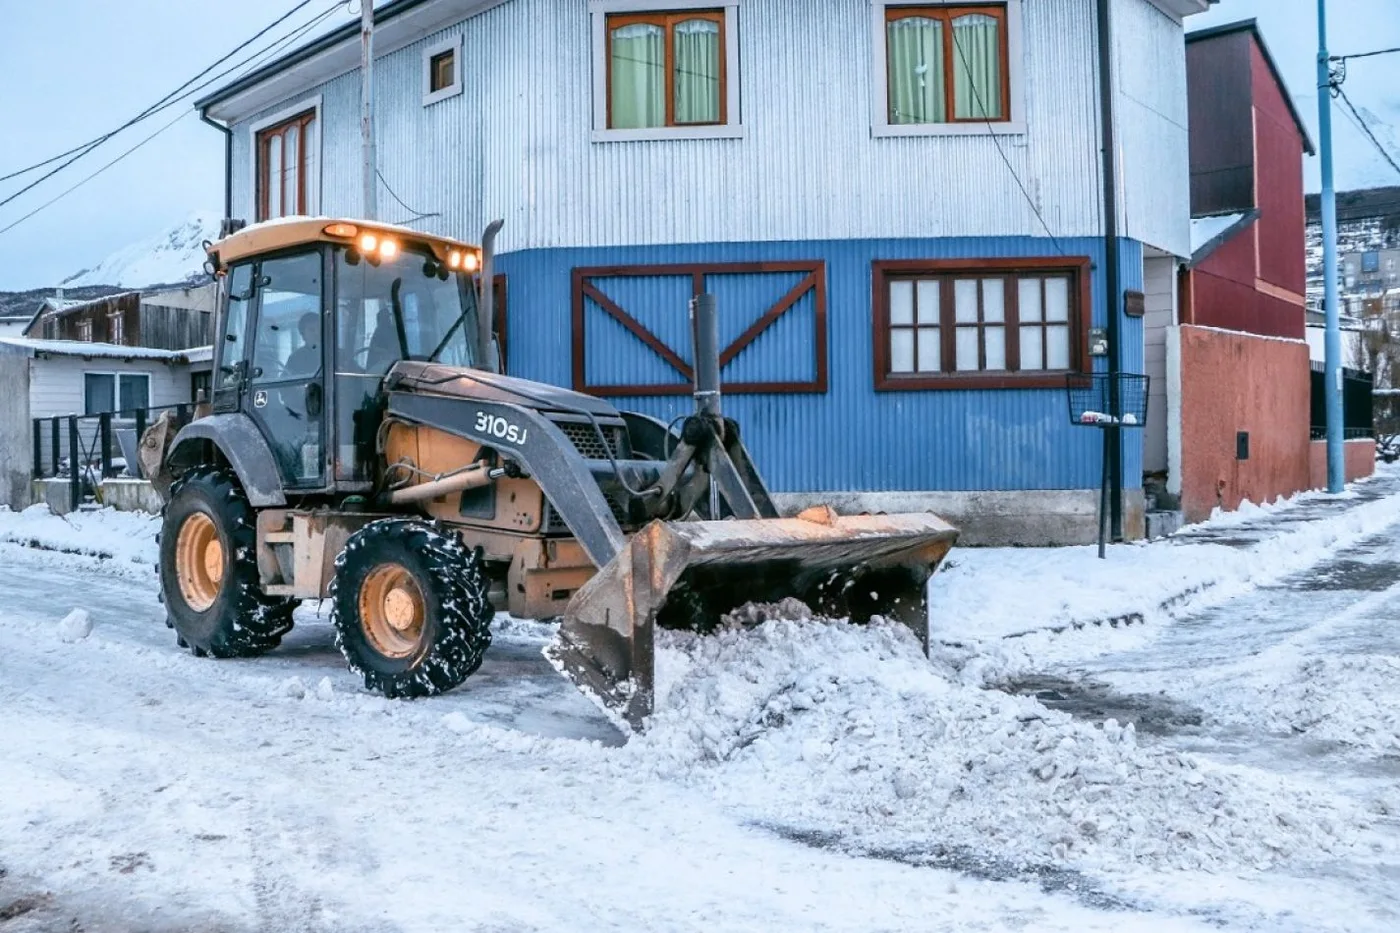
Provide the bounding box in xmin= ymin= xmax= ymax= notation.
xmin=386 ymin=361 xmax=622 ymax=418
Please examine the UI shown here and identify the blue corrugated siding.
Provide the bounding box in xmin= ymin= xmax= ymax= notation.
xmin=499 ymin=235 xmax=1145 ymax=494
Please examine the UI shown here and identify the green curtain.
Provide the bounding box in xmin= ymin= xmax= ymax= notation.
xmin=611 ymin=23 xmax=665 ymax=129
xmin=952 ymin=13 xmax=1002 ymax=120
xmin=674 ymin=18 xmax=721 ymax=124
xmin=887 ymin=17 xmax=944 ymax=124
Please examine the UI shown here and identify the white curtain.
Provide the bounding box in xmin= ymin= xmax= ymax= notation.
xmin=952 ymin=13 xmax=1002 ymax=120
xmin=674 ymin=18 xmax=721 ymax=124
xmin=611 ymin=23 xmax=665 ymax=128
xmin=886 ymin=16 xmax=944 ymax=124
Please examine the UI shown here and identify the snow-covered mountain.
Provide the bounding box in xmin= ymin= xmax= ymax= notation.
xmin=61 ymin=211 xmax=220 ymax=289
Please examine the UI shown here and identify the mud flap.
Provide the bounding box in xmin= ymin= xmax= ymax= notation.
xmin=547 ymin=508 xmax=959 ymax=732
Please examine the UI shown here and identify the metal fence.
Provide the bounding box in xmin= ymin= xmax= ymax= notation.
xmin=1309 ymin=362 xmax=1374 ymax=440
xmin=31 ymin=403 xmax=191 ymax=511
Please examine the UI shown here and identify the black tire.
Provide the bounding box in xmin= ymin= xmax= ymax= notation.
xmin=158 ymin=468 xmax=296 ymax=658
xmin=330 ymin=520 xmax=494 ymax=699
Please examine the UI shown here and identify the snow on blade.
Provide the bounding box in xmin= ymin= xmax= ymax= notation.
xmin=626 ymin=616 xmax=1373 ymax=873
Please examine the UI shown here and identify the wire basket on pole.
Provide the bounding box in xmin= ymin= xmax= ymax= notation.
xmin=1066 ymin=373 xmax=1150 ymax=558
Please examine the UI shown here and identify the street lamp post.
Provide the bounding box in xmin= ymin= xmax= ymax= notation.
xmin=1318 ymin=0 xmax=1345 ymax=492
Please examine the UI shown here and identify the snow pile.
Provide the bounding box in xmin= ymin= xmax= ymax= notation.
xmin=1216 ymin=655 xmax=1400 ymax=752
xmin=61 ymin=211 xmax=218 ymax=289
xmin=931 ymin=474 xmax=1400 ymax=643
xmin=57 ymin=608 xmax=93 ymax=643
xmin=629 ymin=618 xmax=1371 ymax=873
xmin=0 ymin=504 xmax=157 ymax=568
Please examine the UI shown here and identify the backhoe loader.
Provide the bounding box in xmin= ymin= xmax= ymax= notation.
xmin=141 ymin=217 xmax=958 ymax=729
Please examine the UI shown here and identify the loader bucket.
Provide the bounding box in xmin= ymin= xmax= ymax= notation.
xmin=546 ymin=508 xmax=958 ymax=731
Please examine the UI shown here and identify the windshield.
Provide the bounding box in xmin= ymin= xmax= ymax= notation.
xmin=334 ymin=246 xmax=479 ymax=375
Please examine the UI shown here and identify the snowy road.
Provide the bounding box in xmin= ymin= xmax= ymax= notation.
xmin=1 ymin=493 xmax=1398 ymax=930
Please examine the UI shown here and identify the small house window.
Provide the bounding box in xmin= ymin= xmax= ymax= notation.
xmin=606 ymin=11 xmax=726 ymax=129
xmin=76 ymin=320 xmax=93 ymax=342
xmin=422 ymin=37 xmax=463 ymax=105
xmin=873 ymin=259 xmax=1089 ymax=390
xmin=108 ymin=312 xmax=124 ymax=344
xmin=255 ymin=108 xmax=316 ymax=222
xmin=83 ymin=373 xmax=150 ymax=415
xmin=885 ymin=4 xmax=1010 ymax=125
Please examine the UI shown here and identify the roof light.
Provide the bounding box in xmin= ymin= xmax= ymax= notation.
xmin=463 ymin=252 xmax=480 ymax=272
xmin=323 ymin=222 xmax=358 ymax=238
xmin=447 ymin=250 xmax=463 ymax=270
xmin=379 ymin=239 xmax=399 ymax=259
xmin=359 ymin=233 xmax=379 ymax=252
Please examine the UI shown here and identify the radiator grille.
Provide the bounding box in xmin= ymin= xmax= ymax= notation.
xmin=544 ymin=493 xmax=633 ymax=534
xmin=554 ymin=421 xmax=627 ymax=461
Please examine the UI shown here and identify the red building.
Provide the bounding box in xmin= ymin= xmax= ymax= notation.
xmin=1152 ymin=20 xmax=1369 ymax=525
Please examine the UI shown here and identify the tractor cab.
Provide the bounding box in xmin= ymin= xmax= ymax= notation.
xmin=207 ymin=220 xmax=494 ymax=493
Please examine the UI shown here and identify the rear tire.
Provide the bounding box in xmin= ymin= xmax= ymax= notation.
xmin=330 ymin=520 xmax=493 ymax=699
xmin=158 ymin=468 xmax=296 ymax=658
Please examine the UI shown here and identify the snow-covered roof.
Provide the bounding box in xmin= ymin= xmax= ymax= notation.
xmin=1189 ymin=210 xmax=1259 ymax=266
xmin=0 ymin=337 xmax=200 ymax=363
xmin=183 ymin=345 xmax=214 ymax=364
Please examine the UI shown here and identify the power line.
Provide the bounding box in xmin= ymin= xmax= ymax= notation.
xmin=0 ymin=2 xmax=348 ymax=236
xmin=0 ymin=0 xmax=333 ymax=194
xmin=1333 ymin=45 xmax=1400 ymax=63
xmin=1335 ymin=85 xmax=1400 ymax=178
xmin=376 ymin=168 xmax=442 ymax=225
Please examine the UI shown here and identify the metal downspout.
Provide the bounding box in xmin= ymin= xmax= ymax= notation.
xmin=198 ymin=110 xmax=233 ymax=223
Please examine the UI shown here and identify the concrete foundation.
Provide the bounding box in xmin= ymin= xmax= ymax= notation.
xmin=773 ymin=489 xmax=1147 ymax=547
xmin=32 ymin=477 xmax=164 ymax=516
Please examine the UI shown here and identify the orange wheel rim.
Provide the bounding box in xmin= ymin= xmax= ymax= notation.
xmin=175 ymin=511 xmax=224 ymax=612
xmin=359 ymin=563 xmax=426 ymax=659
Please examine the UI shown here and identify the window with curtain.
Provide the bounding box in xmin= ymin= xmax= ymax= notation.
xmin=607 ymin=11 xmax=725 ymax=129
xmin=874 ymin=259 xmax=1087 ymax=389
xmin=256 ymin=109 xmax=316 ymax=222
xmin=886 ymin=5 xmax=1009 ymax=125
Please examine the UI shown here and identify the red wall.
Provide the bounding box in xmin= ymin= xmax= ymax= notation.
xmin=1309 ymin=440 xmax=1376 ymax=488
xmin=1178 ymin=325 xmax=1312 ymax=523
xmin=1251 ymin=43 xmax=1308 ymax=296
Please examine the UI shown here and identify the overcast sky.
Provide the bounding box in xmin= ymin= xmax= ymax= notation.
xmin=0 ymin=0 xmax=1396 ymax=291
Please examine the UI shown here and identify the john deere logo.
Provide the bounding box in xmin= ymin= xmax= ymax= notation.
xmin=253 ymin=390 xmax=268 ymax=409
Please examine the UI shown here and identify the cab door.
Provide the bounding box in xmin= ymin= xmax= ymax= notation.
xmin=244 ymin=250 xmax=328 ymax=488
xmin=212 ymin=264 xmax=254 ymax=414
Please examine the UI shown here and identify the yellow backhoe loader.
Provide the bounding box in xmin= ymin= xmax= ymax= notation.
xmin=141 ymin=218 xmax=958 ymax=729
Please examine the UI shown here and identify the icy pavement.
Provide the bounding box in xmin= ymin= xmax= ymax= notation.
xmin=2 ymin=480 xmax=1400 ymax=929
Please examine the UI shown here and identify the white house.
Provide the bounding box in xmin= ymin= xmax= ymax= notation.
xmin=192 ymin=0 xmax=1211 ymax=543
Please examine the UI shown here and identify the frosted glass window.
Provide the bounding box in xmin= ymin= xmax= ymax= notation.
xmin=1019 ymin=278 xmax=1042 ymax=322
xmin=954 ymin=279 xmax=979 ymax=323
xmin=981 ymin=279 xmax=1004 ymax=322
xmin=1045 ymin=277 xmax=1070 ymax=322
xmin=890 ymin=280 xmax=915 ymax=325
xmin=955 ymin=328 xmax=980 ymax=370
xmin=1046 ymin=325 xmax=1071 ymax=369
xmin=916 ymin=280 xmax=940 ymax=323
xmin=890 ymin=329 xmax=915 ymax=373
xmin=917 ymin=328 xmax=941 ymax=371
xmin=1020 ymin=327 xmax=1044 ymax=370
xmin=984 ymin=325 xmax=1006 ymax=369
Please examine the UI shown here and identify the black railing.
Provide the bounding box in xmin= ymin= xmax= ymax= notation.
xmin=1310 ymin=362 xmax=1375 ymax=440
xmin=31 ymin=403 xmax=192 ymax=511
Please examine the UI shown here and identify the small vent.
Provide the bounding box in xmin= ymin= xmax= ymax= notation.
xmin=544 ymin=493 xmax=632 ymax=534
xmin=554 ymin=420 xmax=627 ymax=461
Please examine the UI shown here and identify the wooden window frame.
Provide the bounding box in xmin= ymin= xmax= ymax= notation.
xmin=76 ymin=320 xmax=93 ymax=343
xmin=872 ymin=257 xmax=1092 ymax=391
xmin=573 ymin=261 xmax=827 ymax=396
xmin=884 ymin=4 xmax=1011 ymax=125
xmin=108 ymin=311 xmax=124 ymax=345
xmin=605 ymin=10 xmax=727 ymax=129
xmin=254 ymin=108 xmax=316 ymax=222
xmin=422 ymin=35 xmax=464 ymax=106
xmin=430 ymin=50 xmax=455 ymax=93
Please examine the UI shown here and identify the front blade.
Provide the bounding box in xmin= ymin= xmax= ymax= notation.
xmin=547 ymin=510 xmax=959 ymax=731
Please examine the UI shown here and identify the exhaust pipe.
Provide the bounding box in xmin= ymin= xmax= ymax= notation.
xmin=478 ymin=219 xmax=505 ymax=372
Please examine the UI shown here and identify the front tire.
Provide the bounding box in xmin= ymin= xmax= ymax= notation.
xmin=158 ymin=468 xmax=296 ymax=658
xmin=330 ymin=520 xmax=493 ymax=699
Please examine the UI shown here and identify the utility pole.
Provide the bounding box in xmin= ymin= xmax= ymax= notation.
xmin=1318 ymin=0 xmax=1344 ymax=491
xmin=1096 ymin=0 xmax=1124 ymax=540
xmin=360 ymin=0 xmax=377 ymax=220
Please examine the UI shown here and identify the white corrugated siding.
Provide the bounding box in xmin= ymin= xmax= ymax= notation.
xmin=226 ymin=0 xmax=1191 ymax=256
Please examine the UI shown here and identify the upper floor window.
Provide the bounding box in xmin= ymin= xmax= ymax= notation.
xmin=76 ymin=320 xmax=93 ymax=343
xmin=423 ymin=36 xmax=463 ymax=106
xmin=872 ymin=1 xmax=1023 ymax=137
xmin=255 ymin=108 xmax=316 ymax=222
xmin=590 ymin=2 xmax=741 ymax=141
xmin=886 ymin=5 xmax=1008 ymax=124
xmin=108 ymin=312 xmax=124 ymax=344
xmin=607 ymin=11 xmax=725 ymax=128
xmin=873 ymin=258 xmax=1089 ymax=390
